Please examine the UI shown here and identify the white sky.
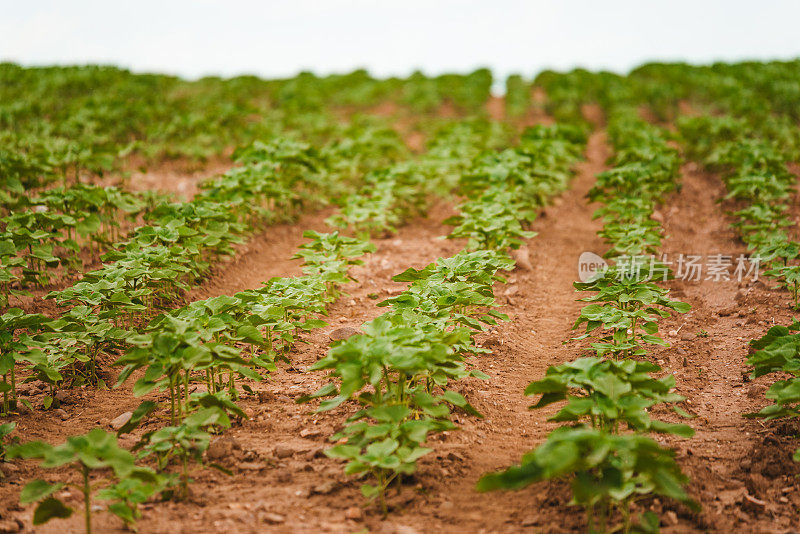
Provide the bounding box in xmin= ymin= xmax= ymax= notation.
xmin=2 ymin=0 xmax=800 ymax=83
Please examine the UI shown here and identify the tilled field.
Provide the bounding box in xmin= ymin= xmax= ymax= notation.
xmin=2 ymin=62 xmax=800 ymax=534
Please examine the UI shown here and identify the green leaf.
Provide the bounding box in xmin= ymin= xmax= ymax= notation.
xmin=33 ymin=497 xmax=73 ymax=525
xmin=21 ymin=480 xmax=64 ymax=504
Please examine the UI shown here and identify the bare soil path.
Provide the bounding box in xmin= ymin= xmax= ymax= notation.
xmin=653 ymin=163 xmax=800 ymax=533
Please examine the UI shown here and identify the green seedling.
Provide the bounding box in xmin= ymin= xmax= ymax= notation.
xmin=8 ymin=428 xmax=162 ymax=533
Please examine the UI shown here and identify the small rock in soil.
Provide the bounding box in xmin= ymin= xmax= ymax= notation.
xmin=300 ymin=428 xmax=321 ymax=438
xmin=742 ymin=492 xmax=767 ymax=513
xmin=52 ymin=408 xmax=69 ymax=420
xmin=0 ymin=463 xmax=19 ymax=477
xmin=312 ymin=480 xmax=338 ymax=495
xmin=521 ymin=516 xmax=538 ymax=526
xmin=110 ymin=411 xmax=133 ymax=431
xmin=207 ymin=437 xmax=239 ymax=460
xmin=665 ymin=510 xmax=679 ymax=526
xmin=54 ymin=390 xmax=71 ymax=404
xmin=238 ymin=462 xmax=264 ymax=471
xmin=274 ymin=444 xmax=296 ymax=458
xmin=717 ymin=306 xmax=737 ymax=317
xmin=680 ymin=332 xmax=694 ymax=341
xmin=510 ymin=246 xmax=533 ymax=271
xmin=259 ymin=512 xmax=285 ymax=524
xmin=345 ymin=507 xmax=363 ymax=520
xmin=329 ymin=327 xmax=359 ymax=341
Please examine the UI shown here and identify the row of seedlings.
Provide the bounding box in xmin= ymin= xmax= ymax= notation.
xmin=478 ymin=107 xmax=698 ymax=533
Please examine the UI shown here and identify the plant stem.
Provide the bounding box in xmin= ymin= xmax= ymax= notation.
xmin=169 ymin=375 xmax=176 ymax=426
xmin=82 ymin=464 xmax=92 ymax=534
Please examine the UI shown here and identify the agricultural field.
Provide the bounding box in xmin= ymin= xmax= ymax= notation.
xmin=0 ymin=60 xmax=799 ymax=533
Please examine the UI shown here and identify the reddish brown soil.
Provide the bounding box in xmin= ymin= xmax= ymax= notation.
xmin=486 ymin=96 xmax=506 ymax=122
xmin=92 ymin=155 xmax=234 ymax=199
xmin=652 ymin=162 xmax=800 ymax=532
xmin=2 ymin=125 xmax=800 ymax=533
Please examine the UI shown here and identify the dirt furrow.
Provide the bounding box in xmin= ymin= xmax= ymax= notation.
xmin=654 ymin=163 xmax=800 ymax=532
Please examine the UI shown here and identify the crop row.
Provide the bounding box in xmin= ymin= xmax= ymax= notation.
xmin=1 ymin=63 xmax=513 ymax=204
xmin=479 ymin=99 xmax=697 ymax=533
xmin=0 ymin=116 xmax=425 ymax=531
xmin=0 ymin=122 xmax=415 ymax=433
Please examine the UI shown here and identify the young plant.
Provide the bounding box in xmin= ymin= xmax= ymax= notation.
xmin=133 ymin=406 xmax=235 ymax=500
xmin=571 ymin=262 xmax=690 ymax=358
xmin=115 ymin=316 xmax=261 ymax=424
xmin=0 ymin=309 xmax=45 ymax=414
xmin=526 ymin=357 xmax=694 ymax=436
xmin=477 ymin=427 xmax=698 ymax=533
xmin=744 ymin=320 xmax=800 ymax=460
xmin=0 ymin=422 xmax=16 ymax=463
xmin=8 ymin=428 xmax=161 ymax=533
xmin=302 ymin=313 xmax=483 ymax=513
